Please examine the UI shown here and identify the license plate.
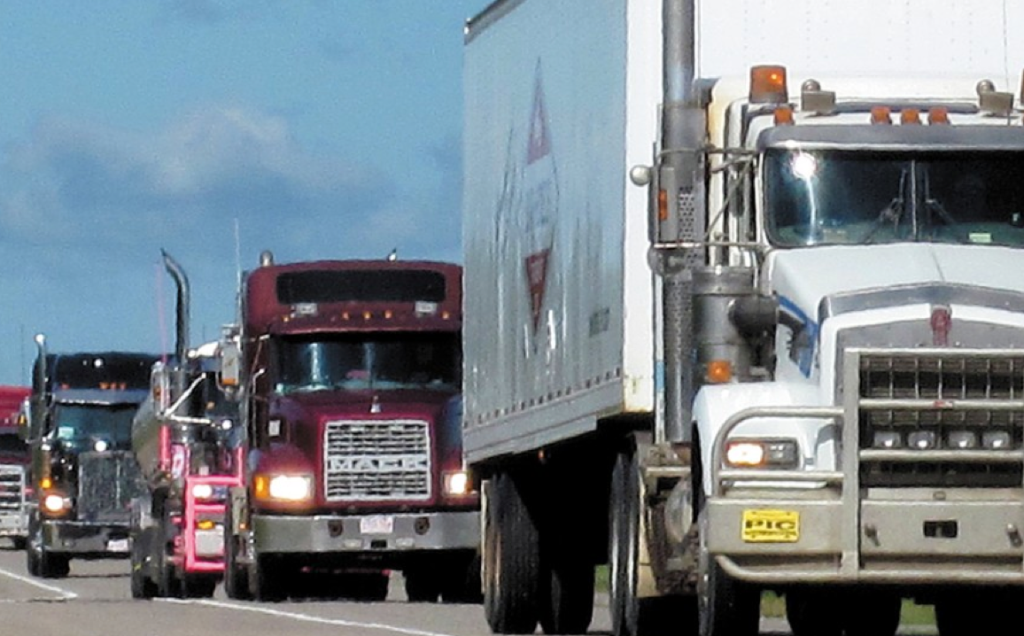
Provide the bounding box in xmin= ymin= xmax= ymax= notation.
xmin=106 ymin=538 xmax=130 ymax=552
xmin=741 ymin=509 xmax=799 ymax=543
xmin=359 ymin=515 xmax=394 ymax=535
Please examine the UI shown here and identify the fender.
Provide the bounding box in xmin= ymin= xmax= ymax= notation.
xmin=692 ymin=381 xmax=835 ymax=497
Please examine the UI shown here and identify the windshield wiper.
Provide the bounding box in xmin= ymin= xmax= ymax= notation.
xmin=862 ymin=168 xmax=908 ymax=244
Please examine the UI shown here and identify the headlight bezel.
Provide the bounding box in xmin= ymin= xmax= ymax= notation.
xmin=724 ymin=438 xmax=800 ymax=469
xmin=254 ymin=473 xmax=313 ymax=503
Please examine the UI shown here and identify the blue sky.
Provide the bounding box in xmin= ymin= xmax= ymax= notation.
xmin=0 ymin=1 xmax=490 ymax=385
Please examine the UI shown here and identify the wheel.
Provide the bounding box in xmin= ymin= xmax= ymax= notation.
xmin=483 ymin=472 xmax=542 ymax=634
xmin=25 ymin=515 xmax=41 ymax=577
xmin=539 ymin=559 xmax=595 ymax=635
xmin=609 ymin=448 xmax=641 ymax=636
xmin=697 ymin=510 xmax=760 ymax=636
xmin=251 ymin=553 xmax=289 ymax=602
xmin=223 ymin=504 xmax=252 ymax=600
xmin=404 ymin=568 xmax=440 ymax=602
xmin=156 ymin=542 xmax=181 ymax=598
xmin=439 ymin=554 xmax=483 ymax=604
xmin=351 ymin=572 xmax=389 ymax=602
xmin=785 ymin=589 xmax=841 ymax=636
xmin=843 ymin=591 xmax=901 ymax=636
xmin=27 ymin=516 xmax=69 ymax=579
xmin=181 ymin=575 xmax=218 ymax=599
xmin=933 ymin=589 xmax=1017 ymax=636
xmin=130 ymin=535 xmax=157 ymax=599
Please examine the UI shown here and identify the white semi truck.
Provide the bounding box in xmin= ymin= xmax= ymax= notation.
xmin=462 ymin=1 xmax=1024 ymax=635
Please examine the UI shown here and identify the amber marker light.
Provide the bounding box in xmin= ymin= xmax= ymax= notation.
xmin=774 ymin=106 xmax=794 ymax=126
xmin=928 ymin=108 xmax=950 ymax=125
xmin=900 ymin=108 xmax=921 ymax=125
xmin=870 ymin=106 xmax=892 ymax=125
xmin=749 ymin=65 xmax=788 ymax=103
xmin=706 ymin=360 xmax=733 ymax=384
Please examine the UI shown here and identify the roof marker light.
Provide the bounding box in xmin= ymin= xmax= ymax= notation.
xmin=900 ymin=108 xmax=922 ymax=125
xmin=870 ymin=106 xmax=892 ymax=125
xmin=774 ymin=106 xmax=794 ymax=126
xmin=928 ymin=108 xmax=950 ymax=125
xmin=749 ymin=65 xmax=788 ymax=104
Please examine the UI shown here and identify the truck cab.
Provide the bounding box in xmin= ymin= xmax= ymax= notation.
xmin=25 ymin=339 xmax=157 ymax=578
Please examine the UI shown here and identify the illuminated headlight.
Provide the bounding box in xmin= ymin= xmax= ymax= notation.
xmin=907 ymin=430 xmax=937 ymax=450
xmin=255 ymin=474 xmax=313 ymax=502
xmin=946 ymin=430 xmax=977 ymax=450
xmin=443 ymin=470 xmax=472 ymax=496
xmin=94 ymin=439 xmax=109 ymax=452
xmin=192 ymin=484 xmax=214 ymax=500
xmin=42 ymin=493 xmax=71 ymax=514
xmin=982 ymin=430 xmax=1012 ymax=450
xmin=872 ymin=430 xmax=902 ymax=449
xmin=724 ymin=439 xmax=798 ymax=468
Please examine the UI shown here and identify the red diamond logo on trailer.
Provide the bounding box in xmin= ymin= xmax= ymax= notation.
xmin=523 ymin=61 xmax=556 ymax=334
xmin=527 ymin=70 xmax=551 ymax=165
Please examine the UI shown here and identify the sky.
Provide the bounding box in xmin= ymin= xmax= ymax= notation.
xmin=0 ymin=1 xmax=491 ymax=385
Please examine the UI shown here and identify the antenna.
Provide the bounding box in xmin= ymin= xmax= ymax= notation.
xmin=234 ymin=217 xmax=242 ymax=291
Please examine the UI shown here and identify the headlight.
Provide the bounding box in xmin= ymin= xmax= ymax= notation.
xmin=982 ymin=430 xmax=1012 ymax=450
xmin=254 ymin=474 xmax=313 ymax=502
xmin=443 ymin=470 xmax=472 ymax=496
xmin=724 ymin=439 xmax=798 ymax=469
xmin=907 ymin=430 xmax=937 ymax=450
xmin=872 ymin=430 xmax=902 ymax=449
xmin=41 ymin=491 xmax=72 ymax=516
xmin=946 ymin=430 xmax=977 ymax=450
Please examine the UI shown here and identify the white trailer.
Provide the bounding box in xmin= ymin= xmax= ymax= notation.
xmin=463 ymin=1 xmax=1024 ymax=635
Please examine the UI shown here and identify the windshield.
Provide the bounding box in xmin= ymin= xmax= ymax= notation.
xmin=273 ymin=333 xmax=460 ymax=394
xmin=765 ymin=149 xmax=1024 ymax=248
xmin=52 ymin=403 xmax=137 ymax=444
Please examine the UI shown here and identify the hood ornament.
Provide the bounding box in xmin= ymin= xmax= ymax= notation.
xmin=930 ymin=304 xmax=952 ymax=347
xmin=370 ymin=395 xmax=382 ymax=414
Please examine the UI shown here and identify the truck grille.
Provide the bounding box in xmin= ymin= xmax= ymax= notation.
xmin=0 ymin=465 xmax=25 ymax=513
xmin=323 ymin=419 xmax=431 ymax=502
xmin=857 ymin=351 xmax=1024 ymax=487
xmin=77 ymin=451 xmax=143 ymax=522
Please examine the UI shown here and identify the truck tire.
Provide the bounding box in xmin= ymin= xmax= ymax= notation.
xmin=27 ymin=516 xmax=70 ymax=579
xmin=181 ymin=574 xmax=218 ymax=599
xmin=223 ymin=505 xmax=253 ymax=600
xmin=404 ymin=569 xmax=440 ymax=602
xmin=843 ymin=591 xmax=900 ymax=636
xmin=609 ymin=448 xmax=642 ymax=636
xmin=697 ymin=510 xmax=759 ymax=636
xmin=483 ymin=472 xmax=541 ymax=634
xmin=540 ymin=558 xmax=595 ymax=635
xmin=440 ymin=553 xmax=483 ymax=604
xmin=785 ymin=589 xmax=841 ymax=636
xmin=251 ymin=553 xmax=289 ymax=602
xmin=130 ymin=535 xmax=157 ymax=599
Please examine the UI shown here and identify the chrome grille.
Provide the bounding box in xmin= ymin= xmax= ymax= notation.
xmin=323 ymin=419 xmax=431 ymax=502
xmin=77 ymin=451 xmax=143 ymax=522
xmin=0 ymin=465 xmax=25 ymax=513
xmin=858 ymin=351 xmax=1024 ymax=487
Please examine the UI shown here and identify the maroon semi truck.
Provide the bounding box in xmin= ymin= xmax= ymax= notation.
xmin=223 ymin=253 xmax=479 ymax=602
xmin=0 ymin=386 xmax=32 ymax=548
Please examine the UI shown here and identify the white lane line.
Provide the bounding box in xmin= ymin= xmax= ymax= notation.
xmin=0 ymin=566 xmax=78 ymax=600
xmin=167 ymin=598 xmax=459 ymax=636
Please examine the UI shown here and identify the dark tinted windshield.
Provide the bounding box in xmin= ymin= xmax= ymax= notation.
xmin=53 ymin=403 xmax=137 ymax=444
xmin=273 ymin=333 xmax=460 ymax=394
xmin=765 ymin=149 xmax=1024 ymax=247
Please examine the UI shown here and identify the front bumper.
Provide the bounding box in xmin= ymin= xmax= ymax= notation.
xmin=253 ymin=510 xmax=479 ymax=555
xmin=0 ymin=511 xmax=27 ymax=537
xmin=708 ymin=488 xmax=1024 ymax=586
xmin=42 ymin=519 xmax=131 ymax=556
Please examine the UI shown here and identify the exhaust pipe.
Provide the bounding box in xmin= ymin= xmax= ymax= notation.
xmin=161 ymin=250 xmax=190 ymax=363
